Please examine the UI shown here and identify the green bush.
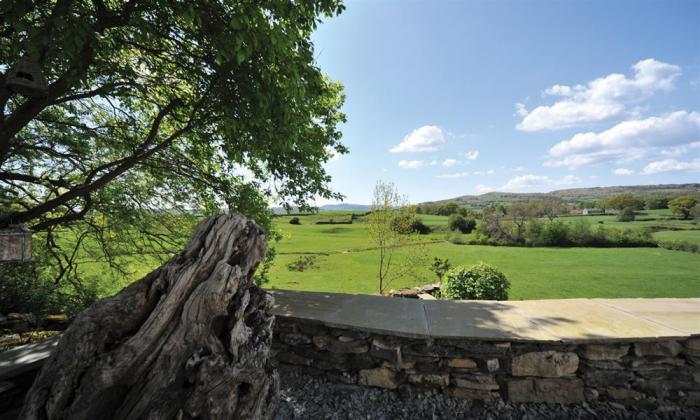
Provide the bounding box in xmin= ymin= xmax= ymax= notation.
xmin=443 ymin=263 xmax=510 ymax=300
xmin=289 ymin=217 xmax=301 ymax=225
xmin=448 ymin=214 xmax=476 ymax=234
xmin=617 ymin=207 xmax=635 ymax=222
xmin=391 ymin=214 xmax=431 ymax=234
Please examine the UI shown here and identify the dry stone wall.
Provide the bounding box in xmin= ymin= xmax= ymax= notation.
xmin=272 ymin=317 xmax=700 ymax=408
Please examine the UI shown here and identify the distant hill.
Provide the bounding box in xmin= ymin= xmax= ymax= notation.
xmin=318 ymin=203 xmax=371 ymax=211
xmin=270 ymin=203 xmax=370 ymax=214
xmin=423 ymin=183 xmax=700 ymax=208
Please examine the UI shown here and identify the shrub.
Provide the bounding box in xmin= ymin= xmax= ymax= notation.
xmin=391 ymin=214 xmax=431 ymax=234
xmin=537 ymin=220 xmax=570 ymax=246
xmin=443 ymin=263 xmax=510 ymax=300
xmin=289 ymin=217 xmax=301 ymax=225
xmin=617 ymin=207 xmax=635 ymax=222
xmin=448 ymin=214 xmax=476 ymax=234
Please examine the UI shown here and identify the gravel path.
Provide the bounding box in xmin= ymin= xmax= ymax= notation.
xmin=274 ymin=366 xmax=700 ymax=420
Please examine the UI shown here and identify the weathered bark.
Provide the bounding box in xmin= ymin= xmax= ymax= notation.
xmin=21 ymin=214 xmax=279 ymax=419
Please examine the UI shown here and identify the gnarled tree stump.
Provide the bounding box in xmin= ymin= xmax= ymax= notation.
xmin=22 ymin=214 xmax=279 ymax=419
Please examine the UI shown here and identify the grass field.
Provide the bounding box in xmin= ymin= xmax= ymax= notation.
xmin=267 ymin=211 xmax=700 ymax=299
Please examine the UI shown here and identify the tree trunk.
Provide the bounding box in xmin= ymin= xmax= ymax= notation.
xmin=21 ymin=214 xmax=279 ymax=419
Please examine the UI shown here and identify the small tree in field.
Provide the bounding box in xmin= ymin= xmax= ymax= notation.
xmin=669 ymin=196 xmax=698 ymax=220
xmin=448 ymin=214 xmax=476 ymax=233
xmin=617 ymin=207 xmax=636 ymax=222
xmin=368 ymin=181 xmax=426 ymax=294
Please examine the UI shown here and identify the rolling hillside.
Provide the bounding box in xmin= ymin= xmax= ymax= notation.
xmin=422 ymin=183 xmax=700 ymax=207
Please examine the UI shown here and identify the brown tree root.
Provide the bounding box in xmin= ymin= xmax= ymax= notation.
xmin=21 ymin=214 xmax=279 ymax=419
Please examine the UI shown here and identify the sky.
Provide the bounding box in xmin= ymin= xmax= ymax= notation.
xmin=311 ymin=0 xmax=700 ymax=205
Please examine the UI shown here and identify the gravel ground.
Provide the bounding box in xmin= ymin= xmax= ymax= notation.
xmin=274 ymin=366 xmax=700 ymax=420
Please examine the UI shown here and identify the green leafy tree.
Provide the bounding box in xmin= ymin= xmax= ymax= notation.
xmin=368 ymin=181 xmax=426 ymax=294
xmin=448 ymin=214 xmax=476 ymax=233
xmin=645 ymin=196 xmax=669 ymax=210
xmin=606 ymin=194 xmax=644 ymax=210
xmin=0 ymin=0 xmax=347 ymax=312
xmin=617 ymin=207 xmax=636 ymax=222
xmin=668 ymin=196 xmax=698 ymax=220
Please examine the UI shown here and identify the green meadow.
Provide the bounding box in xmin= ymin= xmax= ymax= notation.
xmin=267 ymin=211 xmax=700 ymax=299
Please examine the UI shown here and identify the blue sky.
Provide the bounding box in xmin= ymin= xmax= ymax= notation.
xmin=311 ymin=0 xmax=700 ymax=205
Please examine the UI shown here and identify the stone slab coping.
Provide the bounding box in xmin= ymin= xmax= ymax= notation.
xmin=269 ymin=290 xmax=700 ymax=343
xmin=0 ymin=336 xmax=59 ymax=381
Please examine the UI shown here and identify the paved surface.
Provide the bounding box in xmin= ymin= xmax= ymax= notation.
xmin=269 ymin=290 xmax=700 ymax=342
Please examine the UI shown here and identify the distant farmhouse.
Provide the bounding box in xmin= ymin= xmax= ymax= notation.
xmin=582 ymin=208 xmax=605 ymax=215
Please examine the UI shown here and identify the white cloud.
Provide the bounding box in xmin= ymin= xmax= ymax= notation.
xmin=398 ymin=160 xmax=424 ymax=169
xmin=476 ymin=184 xmax=494 ymax=193
xmin=613 ymin=168 xmax=635 ymax=176
xmin=517 ymin=59 xmax=681 ymax=131
xmin=390 ymin=125 xmax=445 ymax=153
xmin=659 ymin=142 xmax=700 ymax=158
xmin=463 ymin=150 xmax=479 ymax=161
xmin=514 ymin=103 xmax=528 ymax=117
xmin=642 ymin=159 xmax=700 ymax=174
xmin=429 ymin=160 xmax=438 ymax=166
xmin=546 ymin=111 xmax=700 ymax=168
xmin=473 ymin=169 xmax=494 ymax=175
xmin=435 ymin=172 xmax=469 ymax=179
xmin=513 ymin=166 xmax=526 ymax=172
xmin=501 ymin=174 xmax=580 ymax=191
xmin=442 ymin=158 xmax=461 ymax=167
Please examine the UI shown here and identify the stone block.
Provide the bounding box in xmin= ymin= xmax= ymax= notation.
xmin=685 ymin=337 xmax=700 ymax=351
xmin=346 ymin=353 xmax=377 ymax=370
xmin=581 ymin=360 xmax=625 ymax=370
xmin=312 ymin=335 xmax=369 ymax=354
xmin=633 ymin=379 xmax=672 ymax=398
xmin=440 ymin=340 xmax=510 ymax=356
xmin=511 ymin=351 xmax=579 ymax=378
xmin=580 ymin=344 xmax=629 ymax=361
xmin=486 ymin=358 xmax=500 ymax=372
xmin=358 ymin=368 xmax=400 ymax=389
xmin=634 ymin=341 xmax=682 ymax=357
xmin=584 ymin=387 xmax=599 ymax=402
xmin=583 ymin=370 xmax=635 ymax=387
xmin=450 ymin=387 xmax=494 ymax=400
xmin=452 ymin=373 xmax=499 ymax=391
xmin=605 ymin=387 xmax=643 ymax=400
xmin=407 ymin=373 xmax=449 ymax=387
xmin=403 ymin=342 xmax=461 ymax=358
xmin=415 ymin=360 xmax=441 ymax=372
xmin=508 ymin=378 xmax=584 ymax=404
xmin=681 ymin=391 xmax=700 ymax=406
xmin=276 ymin=350 xmax=312 ymax=366
xmin=447 ymin=358 xmax=477 ymax=369
xmin=370 ymin=338 xmax=402 ymax=365
xmin=631 ymin=357 xmax=684 ymax=367
xmin=279 ymin=332 xmax=311 ymax=346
